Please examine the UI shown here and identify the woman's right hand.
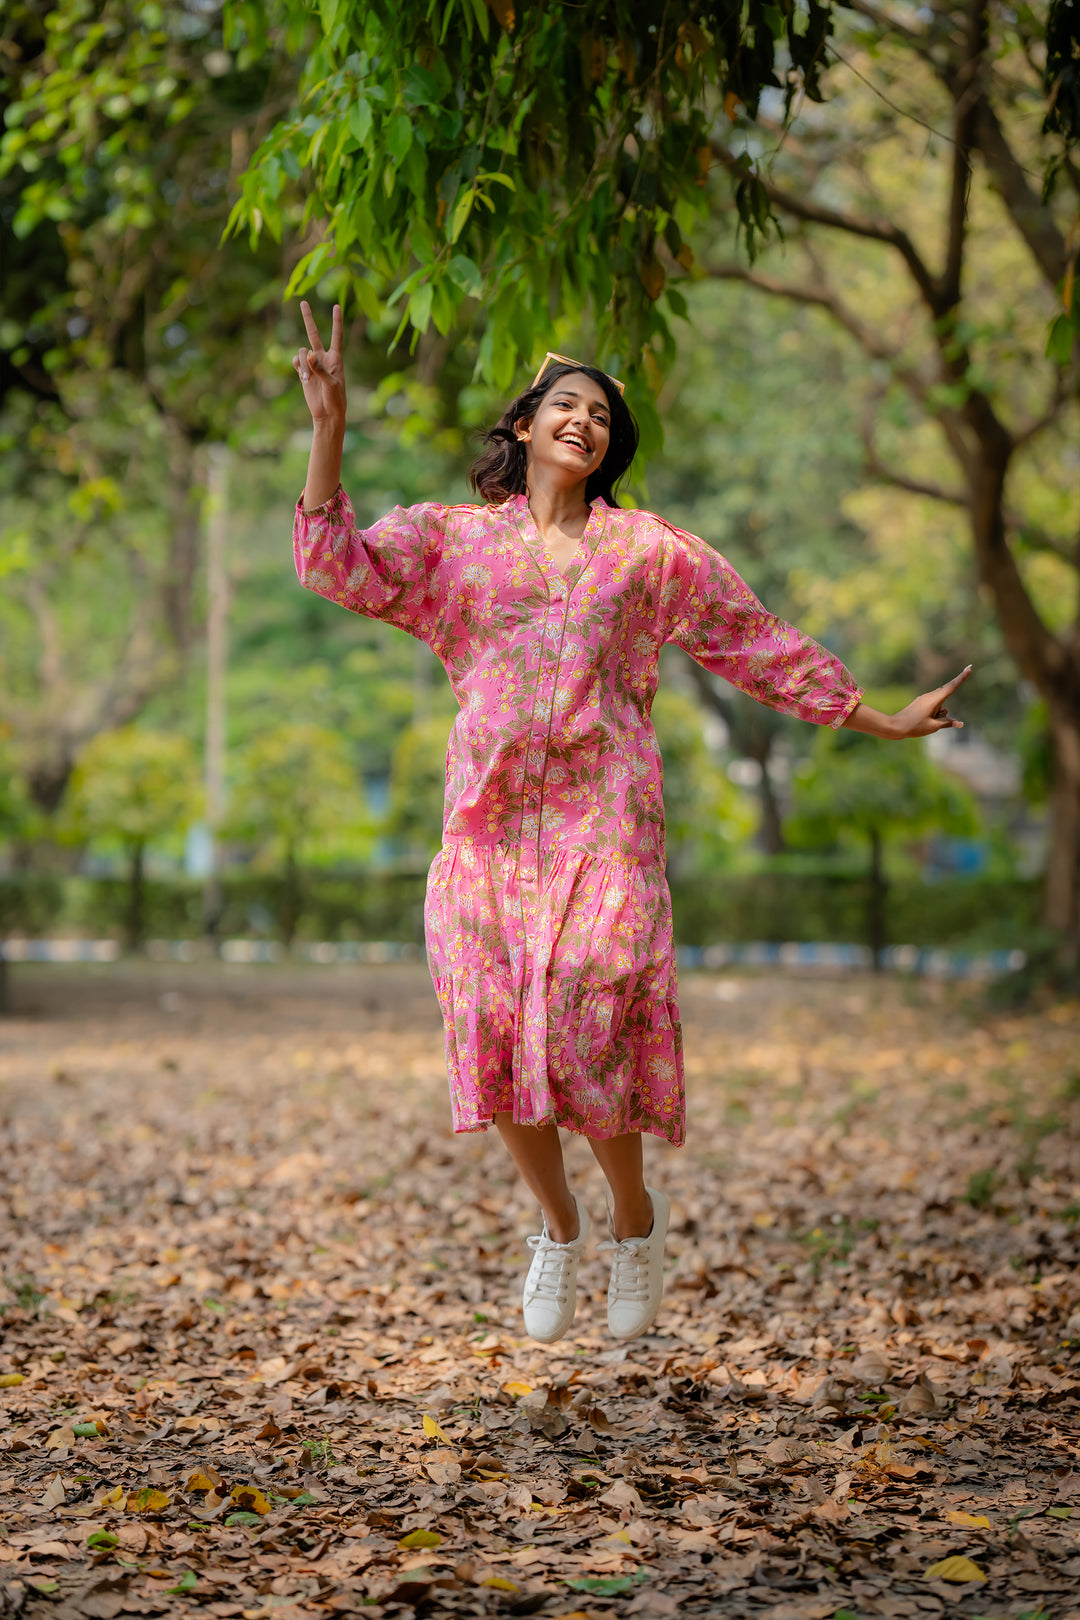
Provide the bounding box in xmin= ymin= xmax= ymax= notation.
xmin=294 ymin=300 xmax=346 ymax=427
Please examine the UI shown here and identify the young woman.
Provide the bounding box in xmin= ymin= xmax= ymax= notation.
xmin=292 ymin=302 xmax=969 ymax=1345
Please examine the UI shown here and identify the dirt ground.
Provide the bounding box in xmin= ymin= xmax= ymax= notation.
xmin=1 ymin=962 xmax=1079 ymax=1620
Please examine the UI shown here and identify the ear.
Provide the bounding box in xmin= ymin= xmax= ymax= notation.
xmin=513 ymin=413 xmax=532 ymax=443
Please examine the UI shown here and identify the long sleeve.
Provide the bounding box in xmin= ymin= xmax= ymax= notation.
xmin=658 ymin=524 xmax=862 ymax=729
xmin=293 ymin=486 xmax=451 ymax=644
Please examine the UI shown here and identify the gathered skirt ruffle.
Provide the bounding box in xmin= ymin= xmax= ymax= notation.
xmin=424 ymin=841 xmax=684 ymax=1145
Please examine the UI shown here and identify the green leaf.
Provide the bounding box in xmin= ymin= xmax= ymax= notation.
xmin=563 ymin=1570 xmax=651 ymax=1595
xmin=224 ymin=1511 xmax=264 ymax=1526
xmin=86 ymin=1530 xmax=120 ymax=1550
xmin=385 ymin=111 xmax=412 ymax=166
xmin=166 ymin=1571 xmax=198 ymax=1594
xmin=446 ymin=254 xmax=482 ymax=298
xmin=408 ymin=282 xmax=433 ymax=332
xmin=448 ymin=187 xmax=475 ymax=243
xmin=350 ymin=99 xmax=372 ymax=147
xmin=1046 ymin=312 xmax=1076 ymax=365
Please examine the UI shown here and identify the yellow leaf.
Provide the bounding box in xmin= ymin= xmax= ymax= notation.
xmin=99 ymin=1485 xmax=124 ymax=1508
xmin=0 ymin=1373 xmax=24 ymax=1387
xmin=608 ymin=1530 xmax=633 ymax=1544
xmin=501 ymin=1380 xmax=533 ymax=1399
xmin=422 ymin=1413 xmax=450 ymax=1442
xmin=472 ymin=1467 xmax=508 ymax=1481
xmin=398 ymin=1529 xmax=442 ymax=1550
xmin=185 ymin=1471 xmax=218 ymax=1493
xmin=944 ymin=1511 xmax=991 ymax=1529
xmin=126 ymin=1488 xmax=171 ymax=1513
xmin=230 ymin=1485 xmax=272 ymax=1515
xmin=924 ymin=1555 xmax=987 ymax=1583
xmin=480 ymin=1576 xmax=520 ymax=1592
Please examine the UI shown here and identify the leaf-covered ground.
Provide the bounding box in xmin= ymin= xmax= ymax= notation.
xmin=1 ymin=963 xmax=1079 ymax=1620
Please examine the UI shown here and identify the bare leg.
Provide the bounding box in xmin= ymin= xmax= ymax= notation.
xmin=588 ymin=1131 xmax=652 ymax=1240
xmin=494 ymin=1113 xmax=580 ymax=1243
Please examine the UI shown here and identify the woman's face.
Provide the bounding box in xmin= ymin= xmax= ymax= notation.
xmin=515 ymin=372 xmax=612 ymax=487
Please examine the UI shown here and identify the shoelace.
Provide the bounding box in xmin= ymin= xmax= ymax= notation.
xmin=599 ymin=1235 xmax=652 ymax=1301
xmin=525 ymin=1233 xmax=579 ymax=1302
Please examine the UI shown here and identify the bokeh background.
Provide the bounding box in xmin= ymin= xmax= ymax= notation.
xmin=1 ymin=0 xmax=1078 ymax=994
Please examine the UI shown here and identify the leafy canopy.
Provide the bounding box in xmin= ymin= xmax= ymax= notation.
xmin=66 ymin=728 xmax=201 ymax=849
xmin=225 ymin=0 xmax=838 ymax=444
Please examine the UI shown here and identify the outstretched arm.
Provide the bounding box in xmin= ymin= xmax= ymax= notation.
xmin=294 ymin=301 xmax=346 ymax=511
xmin=843 ymin=667 xmax=972 ymax=739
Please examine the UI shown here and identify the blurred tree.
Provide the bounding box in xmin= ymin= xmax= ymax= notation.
xmin=386 ymin=716 xmax=453 ymax=867
xmin=790 ymin=723 xmax=978 ymax=969
xmin=651 ymin=688 xmax=754 ymax=878
xmin=0 ymin=0 xmax=304 ymax=810
xmin=66 ymin=727 xmax=200 ymax=952
xmin=225 ymin=722 xmax=366 ymax=943
xmin=702 ymin=5 xmax=1079 ymax=950
xmin=0 ymin=740 xmax=35 ymax=1012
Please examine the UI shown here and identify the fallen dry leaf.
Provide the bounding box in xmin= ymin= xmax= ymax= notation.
xmin=1 ymin=965 xmax=1077 ymax=1619
xmin=924 ymin=1554 xmax=988 ymax=1582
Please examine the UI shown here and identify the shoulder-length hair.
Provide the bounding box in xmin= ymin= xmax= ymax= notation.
xmin=468 ymin=363 xmax=639 ymax=508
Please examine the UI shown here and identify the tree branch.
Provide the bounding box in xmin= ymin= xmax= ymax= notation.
xmin=941 ymin=0 xmax=985 ymax=311
xmin=710 ymin=139 xmax=942 ymax=314
xmin=971 ymin=95 xmax=1069 ymax=288
xmin=704 ymin=261 xmax=934 ymax=404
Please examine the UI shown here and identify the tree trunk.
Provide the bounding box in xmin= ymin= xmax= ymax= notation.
xmin=682 ymin=656 xmax=788 ymax=853
xmin=964 ymin=445 xmax=1080 ymax=957
xmin=126 ymin=841 xmax=146 ymax=954
xmin=867 ymin=826 xmax=887 ymax=973
xmin=1045 ymin=703 xmax=1080 ymax=960
xmin=756 ymin=759 xmax=787 ymax=857
xmin=0 ymin=955 xmax=9 ymax=1016
xmin=282 ymin=844 xmax=301 ymax=948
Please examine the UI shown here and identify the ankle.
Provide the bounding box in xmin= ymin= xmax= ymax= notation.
xmin=545 ymin=1194 xmax=580 ymax=1245
xmin=612 ymin=1190 xmax=652 ymax=1242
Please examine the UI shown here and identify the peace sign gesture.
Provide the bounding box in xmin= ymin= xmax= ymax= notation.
xmin=293 ymin=300 xmax=346 ymax=426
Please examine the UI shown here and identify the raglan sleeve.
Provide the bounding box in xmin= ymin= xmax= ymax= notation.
xmin=292 ymin=485 xmax=450 ymax=644
xmin=657 ymin=524 xmax=863 ymax=729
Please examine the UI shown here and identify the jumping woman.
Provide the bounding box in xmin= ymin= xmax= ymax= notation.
xmin=292 ymin=301 xmax=970 ymax=1345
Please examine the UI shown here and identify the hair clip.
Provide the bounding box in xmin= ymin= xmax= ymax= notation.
xmin=530 ymin=350 xmax=626 ymax=396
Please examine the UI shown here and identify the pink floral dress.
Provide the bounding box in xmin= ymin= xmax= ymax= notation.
xmin=294 ymin=488 xmax=862 ymax=1146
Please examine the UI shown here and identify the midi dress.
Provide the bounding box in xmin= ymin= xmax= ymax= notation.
xmin=293 ymin=487 xmax=862 ymax=1147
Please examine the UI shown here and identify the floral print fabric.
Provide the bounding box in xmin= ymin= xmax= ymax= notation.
xmin=294 ymin=488 xmax=862 ymax=1144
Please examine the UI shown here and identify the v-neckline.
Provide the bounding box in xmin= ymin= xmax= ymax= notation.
xmin=511 ymin=495 xmax=605 ymax=588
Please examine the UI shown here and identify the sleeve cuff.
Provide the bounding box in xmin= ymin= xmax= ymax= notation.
xmin=297 ymin=484 xmax=344 ymax=518
xmin=830 ymin=687 xmax=864 ymax=730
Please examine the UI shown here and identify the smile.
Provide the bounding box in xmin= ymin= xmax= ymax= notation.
xmin=556 ymin=432 xmax=591 ymax=454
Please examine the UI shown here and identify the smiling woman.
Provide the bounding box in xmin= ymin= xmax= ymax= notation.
xmin=468 ymin=360 xmax=638 ymax=513
xmin=291 ymin=299 xmax=972 ymax=1351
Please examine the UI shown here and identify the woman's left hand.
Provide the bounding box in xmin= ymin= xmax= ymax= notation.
xmin=843 ymin=666 xmax=972 ymax=740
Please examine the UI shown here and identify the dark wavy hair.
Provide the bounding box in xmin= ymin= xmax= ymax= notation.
xmin=468 ymin=363 xmax=639 ymax=507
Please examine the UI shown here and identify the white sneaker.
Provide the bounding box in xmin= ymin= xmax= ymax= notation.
xmin=521 ymin=1195 xmax=590 ymax=1344
xmin=602 ymin=1186 xmax=670 ymax=1341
